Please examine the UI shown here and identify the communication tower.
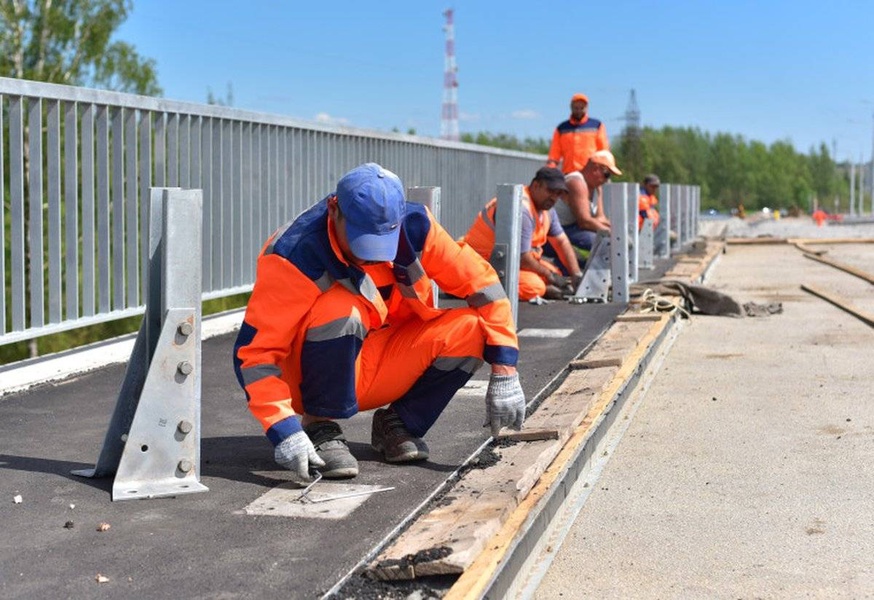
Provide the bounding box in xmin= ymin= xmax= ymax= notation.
xmin=441 ymin=9 xmax=459 ymax=141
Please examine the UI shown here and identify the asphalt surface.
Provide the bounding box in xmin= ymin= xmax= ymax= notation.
xmin=0 ymin=281 xmax=640 ymax=599
xmin=536 ymin=219 xmax=874 ymax=599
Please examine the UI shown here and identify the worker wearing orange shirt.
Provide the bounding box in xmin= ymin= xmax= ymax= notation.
xmin=638 ymin=174 xmax=661 ymax=230
xmin=546 ymin=93 xmax=610 ymax=174
xmin=234 ymin=163 xmax=525 ymax=485
xmin=464 ymin=167 xmax=583 ymax=300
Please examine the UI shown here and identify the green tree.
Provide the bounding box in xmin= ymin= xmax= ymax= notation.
xmin=0 ymin=0 xmax=161 ymax=95
xmin=460 ymin=131 xmax=548 ymax=154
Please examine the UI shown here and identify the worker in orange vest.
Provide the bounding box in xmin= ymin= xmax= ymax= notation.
xmin=638 ymin=174 xmax=661 ymax=231
xmin=464 ymin=167 xmax=583 ymax=300
xmin=234 ymin=164 xmax=525 ymax=484
xmin=546 ymin=93 xmax=610 ymax=174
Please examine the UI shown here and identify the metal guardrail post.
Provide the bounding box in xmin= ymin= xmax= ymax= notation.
xmin=407 ymin=186 xmax=441 ymax=308
xmin=491 ymin=184 xmax=522 ymax=325
xmin=73 ymin=188 xmax=208 ymax=501
xmin=573 ymin=231 xmax=611 ymax=302
xmin=627 ymin=184 xmax=639 ymax=282
xmin=684 ymin=186 xmax=693 ymax=244
xmin=609 ymin=184 xmax=630 ymax=304
xmin=639 ymin=219 xmax=654 ymax=269
xmin=660 ymin=184 xmax=672 ymax=259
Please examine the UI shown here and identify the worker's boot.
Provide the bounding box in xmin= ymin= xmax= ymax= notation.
xmin=371 ymin=406 xmax=430 ymax=463
xmin=304 ymin=421 xmax=359 ymax=478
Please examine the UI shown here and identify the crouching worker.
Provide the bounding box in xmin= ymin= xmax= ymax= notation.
xmin=464 ymin=167 xmax=583 ymax=300
xmin=233 ymin=163 xmax=525 ymax=485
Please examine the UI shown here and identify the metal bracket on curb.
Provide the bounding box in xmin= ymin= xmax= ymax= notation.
xmin=573 ymin=231 xmax=611 ymax=302
xmin=639 ymin=218 xmax=654 ymax=269
xmin=72 ymin=188 xmax=208 ymax=501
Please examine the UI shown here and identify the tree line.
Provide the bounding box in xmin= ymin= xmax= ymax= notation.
xmin=463 ymin=128 xmax=854 ymax=214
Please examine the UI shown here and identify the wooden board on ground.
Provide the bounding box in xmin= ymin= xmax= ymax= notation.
xmin=615 ymin=313 xmax=664 ymax=322
xmin=789 ymin=237 xmax=874 ymax=245
xmin=803 ymin=253 xmax=874 ymax=285
xmin=726 ymin=236 xmax=787 ymax=245
xmin=800 ymin=284 xmax=874 ymax=328
xmin=496 ymin=429 xmax=560 ymax=442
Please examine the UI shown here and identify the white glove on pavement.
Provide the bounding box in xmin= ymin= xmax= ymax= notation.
xmin=274 ymin=430 xmax=326 ymax=485
xmin=484 ymin=373 xmax=526 ymax=437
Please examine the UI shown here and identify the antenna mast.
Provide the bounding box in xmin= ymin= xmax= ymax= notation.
xmin=441 ymin=9 xmax=459 ymax=141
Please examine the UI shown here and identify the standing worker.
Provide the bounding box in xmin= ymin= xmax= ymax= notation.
xmin=546 ymin=93 xmax=610 ymax=174
xmin=233 ymin=163 xmax=526 ymax=485
xmin=463 ymin=167 xmax=583 ymax=300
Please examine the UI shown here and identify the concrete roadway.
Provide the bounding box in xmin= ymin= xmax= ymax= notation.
xmin=535 ymin=229 xmax=874 ymax=598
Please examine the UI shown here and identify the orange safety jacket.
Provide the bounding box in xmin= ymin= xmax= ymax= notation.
xmin=546 ymin=116 xmax=609 ymax=174
xmin=637 ymin=188 xmax=660 ymax=230
xmin=233 ymin=196 xmax=517 ymax=444
xmin=463 ymin=188 xmax=564 ymax=300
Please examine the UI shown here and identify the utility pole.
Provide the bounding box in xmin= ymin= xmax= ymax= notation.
xmin=441 ymin=9 xmax=459 ymax=141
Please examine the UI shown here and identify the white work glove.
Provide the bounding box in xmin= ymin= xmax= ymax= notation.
xmin=484 ymin=373 xmax=526 ymax=437
xmin=274 ymin=430 xmax=326 ymax=485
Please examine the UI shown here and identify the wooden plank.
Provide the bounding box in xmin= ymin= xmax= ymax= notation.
xmin=524 ymin=368 xmax=614 ymax=434
xmin=615 ymin=313 xmax=664 ymax=322
xmin=726 ymin=236 xmax=788 ymax=245
xmin=793 ymin=242 xmax=825 ymax=255
xmin=802 ymin=253 xmax=874 ymax=285
xmin=367 ymin=439 xmax=561 ymax=580
xmin=789 ymin=237 xmax=874 ymax=245
xmin=569 ymin=357 xmax=623 ymax=369
xmin=800 ymin=284 xmax=874 ymax=328
xmin=444 ymin=316 xmax=670 ymax=600
xmin=496 ymin=428 xmax=559 ymax=442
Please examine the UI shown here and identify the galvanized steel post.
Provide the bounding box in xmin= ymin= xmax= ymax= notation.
xmin=609 ymin=184 xmax=630 ymax=304
xmin=492 ymin=184 xmax=523 ymax=324
xmin=73 ymin=188 xmax=208 ymax=501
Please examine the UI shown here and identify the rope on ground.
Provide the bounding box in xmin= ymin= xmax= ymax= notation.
xmin=638 ymin=288 xmax=691 ymax=318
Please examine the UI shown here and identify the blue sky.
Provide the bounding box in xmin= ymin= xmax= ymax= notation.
xmin=117 ymin=0 xmax=874 ymax=161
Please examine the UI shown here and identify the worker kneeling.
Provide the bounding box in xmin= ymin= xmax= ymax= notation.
xmin=464 ymin=167 xmax=583 ymax=300
xmin=233 ymin=163 xmax=525 ymax=485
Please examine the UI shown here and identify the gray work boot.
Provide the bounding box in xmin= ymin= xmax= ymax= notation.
xmin=371 ymin=407 xmax=430 ymax=463
xmin=304 ymin=420 xmax=358 ymax=478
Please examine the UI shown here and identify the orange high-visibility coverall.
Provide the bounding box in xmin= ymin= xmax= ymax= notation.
xmin=233 ymin=198 xmax=518 ymax=446
xmin=546 ymin=116 xmax=609 ymax=174
xmin=637 ymin=188 xmax=660 ymax=230
xmin=464 ymin=188 xmax=564 ymax=301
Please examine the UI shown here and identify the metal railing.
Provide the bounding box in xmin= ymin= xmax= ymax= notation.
xmin=0 ymin=77 xmax=543 ymax=345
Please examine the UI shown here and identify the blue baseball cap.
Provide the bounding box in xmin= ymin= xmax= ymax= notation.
xmin=336 ymin=163 xmax=405 ymax=262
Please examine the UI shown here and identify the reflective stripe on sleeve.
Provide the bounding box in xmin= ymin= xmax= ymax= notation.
xmin=466 ymin=281 xmax=508 ymax=307
xmin=241 ymin=363 xmax=282 ymax=387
